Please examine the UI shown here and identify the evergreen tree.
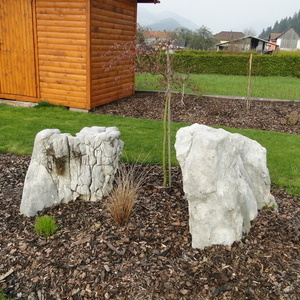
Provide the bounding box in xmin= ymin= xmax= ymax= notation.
xmin=259 ymin=9 xmax=300 ymax=38
xmin=259 ymin=26 xmax=272 ymax=39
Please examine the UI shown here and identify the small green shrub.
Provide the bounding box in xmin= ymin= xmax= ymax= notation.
xmin=34 ymin=215 xmax=58 ymax=237
xmin=0 ymin=290 xmax=10 ymax=300
xmin=0 ymin=291 xmax=5 ymax=300
xmin=262 ymin=203 xmax=278 ymax=210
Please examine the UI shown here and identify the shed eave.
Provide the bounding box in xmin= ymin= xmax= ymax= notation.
xmin=138 ymin=0 xmax=160 ymax=3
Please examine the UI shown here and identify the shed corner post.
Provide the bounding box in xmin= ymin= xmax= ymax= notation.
xmin=86 ymin=0 xmax=92 ymax=110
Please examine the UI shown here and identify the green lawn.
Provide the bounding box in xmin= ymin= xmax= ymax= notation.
xmin=1 ymin=104 xmax=300 ymax=197
xmin=136 ymin=74 xmax=300 ymax=100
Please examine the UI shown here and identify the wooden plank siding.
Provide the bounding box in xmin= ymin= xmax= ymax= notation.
xmin=90 ymin=0 xmax=137 ymax=107
xmin=0 ymin=0 xmax=37 ymax=98
xmin=0 ymin=0 xmax=150 ymax=109
xmin=35 ymin=0 xmax=89 ymax=108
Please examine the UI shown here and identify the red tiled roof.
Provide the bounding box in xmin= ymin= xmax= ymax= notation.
xmin=144 ymin=31 xmax=172 ymax=39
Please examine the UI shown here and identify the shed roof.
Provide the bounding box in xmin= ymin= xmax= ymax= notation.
xmin=214 ymin=31 xmax=245 ymax=41
xmin=216 ymin=36 xmax=278 ymax=47
xmin=138 ymin=0 xmax=160 ymax=3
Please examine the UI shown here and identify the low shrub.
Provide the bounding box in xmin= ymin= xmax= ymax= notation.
xmin=172 ymin=53 xmax=300 ymax=77
xmin=273 ymin=50 xmax=300 ymax=56
xmin=176 ymin=49 xmax=257 ymax=56
xmin=34 ymin=215 xmax=58 ymax=237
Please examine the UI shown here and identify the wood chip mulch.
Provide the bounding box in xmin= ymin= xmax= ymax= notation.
xmin=1 ymin=92 xmax=299 ymax=299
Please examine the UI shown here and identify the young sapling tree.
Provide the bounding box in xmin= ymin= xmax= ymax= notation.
xmin=103 ymin=33 xmax=200 ymax=187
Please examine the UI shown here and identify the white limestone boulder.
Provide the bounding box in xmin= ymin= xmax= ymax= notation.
xmin=175 ymin=124 xmax=277 ymax=249
xmin=20 ymin=127 xmax=123 ymax=217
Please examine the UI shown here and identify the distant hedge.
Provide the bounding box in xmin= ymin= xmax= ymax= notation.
xmin=172 ymin=53 xmax=300 ymax=77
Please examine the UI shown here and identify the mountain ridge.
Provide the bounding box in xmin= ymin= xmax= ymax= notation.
xmin=137 ymin=7 xmax=199 ymax=31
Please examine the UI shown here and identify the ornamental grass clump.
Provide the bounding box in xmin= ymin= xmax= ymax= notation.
xmin=107 ymin=163 xmax=146 ymax=226
xmin=34 ymin=215 xmax=58 ymax=237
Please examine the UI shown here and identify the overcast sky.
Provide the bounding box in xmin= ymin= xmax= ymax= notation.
xmin=139 ymin=0 xmax=300 ymax=34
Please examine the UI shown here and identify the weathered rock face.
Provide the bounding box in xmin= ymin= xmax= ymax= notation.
xmin=175 ymin=124 xmax=277 ymax=249
xmin=20 ymin=127 xmax=123 ymax=217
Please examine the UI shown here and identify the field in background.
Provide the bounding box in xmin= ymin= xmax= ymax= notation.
xmin=136 ymin=74 xmax=300 ymax=100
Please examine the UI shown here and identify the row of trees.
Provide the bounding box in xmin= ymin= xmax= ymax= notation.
xmin=170 ymin=26 xmax=217 ymax=50
xmin=259 ymin=10 xmax=300 ymax=39
xmin=138 ymin=26 xmax=257 ymax=51
xmin=105 ymin=35 xmax=199 ymax=187
xmin=137 ymin=25 xmax=217 ymax=51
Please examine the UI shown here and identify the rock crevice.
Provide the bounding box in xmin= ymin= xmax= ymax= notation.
xmin=20 ymin=127 xmax=123 ymax=217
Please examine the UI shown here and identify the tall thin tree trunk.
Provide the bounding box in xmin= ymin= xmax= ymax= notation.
xmin=162 ymin=46 xmax=172 ymax=187
xmin=162 ymin=95 xmax=168 ymax=187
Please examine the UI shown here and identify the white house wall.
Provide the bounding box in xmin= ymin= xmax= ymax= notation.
xmin=277 ymin=28 xmax=300 ymax=51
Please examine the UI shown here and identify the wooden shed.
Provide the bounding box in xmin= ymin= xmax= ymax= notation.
xmin=0 ymin=0 xmax=158 ymax=110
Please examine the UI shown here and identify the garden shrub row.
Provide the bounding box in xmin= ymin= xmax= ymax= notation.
xmin=177 ymin=50 xmax=259 ymax=56
xmin=172 ymin=53 xmax=300 ymax=77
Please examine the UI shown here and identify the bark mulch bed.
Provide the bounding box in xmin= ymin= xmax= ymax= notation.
xmin=0 ymin=92 xmax=299 ymax=299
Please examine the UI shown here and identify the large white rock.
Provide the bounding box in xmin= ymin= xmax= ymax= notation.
xmin=20 ymin=127 xmax=123 ymax=217
xmin=175 ymin=124 xmax=277 ymax=249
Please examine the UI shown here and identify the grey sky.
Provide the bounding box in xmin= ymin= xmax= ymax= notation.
xmin=139 ymin=0 xmax=300 ymax=34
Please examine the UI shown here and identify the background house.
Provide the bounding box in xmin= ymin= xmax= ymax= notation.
xmin=268 ymin=33 xmax=282 ymax=51
xmin=275 ymin=28 xmax=300 ymax=51
xmin=269 ymin=32 xmax=282 ymax=43
xmin=214 ymin=31 xmax=245 ymax=43
xmin=143 ymin=30 xmax=172 ymax=44
xmin=0 ymin=0 xmax=158 ymax=110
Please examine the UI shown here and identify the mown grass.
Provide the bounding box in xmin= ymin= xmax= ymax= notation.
xmin=0 ymin=105 xmax=170 ymax=164
xmin=136 ymin=74 xmax=300 ymax=100
xmin=1 ymin=104 xmax=300 ymax=197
